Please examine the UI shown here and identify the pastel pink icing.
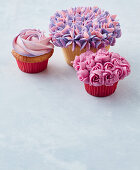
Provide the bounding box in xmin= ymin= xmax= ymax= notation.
xmin=73 ymin=49 xmax=131 ymax=86
xmin=13 ymin=29 xmax=54 ymax=57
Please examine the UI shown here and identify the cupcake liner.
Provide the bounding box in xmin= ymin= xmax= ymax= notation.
xmin=16 ymin=59 xmax=49 ymax=73
xmin=12 ymin=49 xmax=54 ymax=73
xmin=62 ymin=45 xmax=110 ymax=66
xmin=84 ymin=82 xmax=118 ymax=97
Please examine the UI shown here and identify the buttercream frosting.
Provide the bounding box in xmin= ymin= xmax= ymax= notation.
xmin=49 ymin=7 xmax=121 ymax=51
xmin=73 ymin=49 xmax=131 ymax=86
xmin=13 ymin=29 xmax=54 ymax=57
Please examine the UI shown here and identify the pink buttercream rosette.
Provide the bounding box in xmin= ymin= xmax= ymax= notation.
xmin=13 ymin=29 xmax=54 ymax=57
xmin=73 ymin=49 xmax=131 ymax=96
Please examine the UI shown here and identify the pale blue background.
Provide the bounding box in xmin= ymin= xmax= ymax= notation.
xmin=0 ymin=0 xmax=140 ymax=170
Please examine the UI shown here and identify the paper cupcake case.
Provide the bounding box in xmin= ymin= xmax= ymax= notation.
xmin=62 ymin=44 xmax=110 ymax=66
xmin=16 ymin=59 xmax=49 ymax=73
xmin=84 ymin=82 xmax=118 ymax=97
xmin=12 ymin=48 xmax=54 ymax=74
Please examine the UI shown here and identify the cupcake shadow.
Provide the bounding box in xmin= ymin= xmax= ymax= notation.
xmin=34 ymin=61 xmax=76 ymax=83
xmin=97 ymin=80 xmax=139 ymax=109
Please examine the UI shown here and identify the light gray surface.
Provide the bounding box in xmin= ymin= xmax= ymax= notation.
xmin=0 ymin=0 xmax=140 ymax=170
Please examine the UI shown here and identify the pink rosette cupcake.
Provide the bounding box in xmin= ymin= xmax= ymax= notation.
xmin=49 ymin=7 xmax=121 ymax=66
xmin=12 ymin=29 xmax=54 ymax=73
xmin=73 ymin=49 xmax=131 ymax=97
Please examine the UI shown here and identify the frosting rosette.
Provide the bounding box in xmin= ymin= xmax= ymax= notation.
xmin=90 ymin=69 xmax=104 ymax=86
xmin=13 ymin=29 xmax=54 ymax=57
xmin=73 ymin=49 xmax=131 ymax=86
xmin=77 ymin=69 xmax=89 ymax=84
xmin=49 ymin=7 xmax=121 ymax=51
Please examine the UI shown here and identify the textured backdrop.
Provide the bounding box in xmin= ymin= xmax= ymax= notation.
xmin=0 ymin=0 xmax=140 ymax=170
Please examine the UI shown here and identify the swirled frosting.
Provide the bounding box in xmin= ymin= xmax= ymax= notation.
xmin=73 ymin=49 xmax=130 ymax=86
xmin=13 ymin=29 xmax=54 ymax=57
xmin=49 ymin=7 xmax=121 ymax=51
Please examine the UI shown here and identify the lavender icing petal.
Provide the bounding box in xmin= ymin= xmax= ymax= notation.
xmin=95 ymin=41 xmax=101 ymax=48
xmin=75 ymin=40 xmax=82 ymax=47
xmin=56 ymin=39 xmax=63 ymax=46
xmin=66 ymin=41 xmax=72 ymax=47
xmin=81 ymin=41 xmax=87 ymax=50
xmin=86 ymin=42 xmax=90 ymax=50
xmin=53 ymin=41 xmax=60 ymax=47
xmin=72 ymin=42 xmax=76 ymax=51
xmin=91 ymin=41 xmax=95 ymax=48
xmin=75 ymin=35 xmax=81 ymax=39
xmin=60 ymin=38 xmax=67 ymax=46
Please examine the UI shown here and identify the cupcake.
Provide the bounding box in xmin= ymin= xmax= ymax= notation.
xmin=12 ymin=29 xmax=54 ymax=73
xmin=49 ymin=6 xmax=121 ymax=66
xmin=73 ymin=49 xmax=130 ymax=97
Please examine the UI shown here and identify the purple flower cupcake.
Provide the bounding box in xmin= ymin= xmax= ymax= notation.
xmin=49 ymin=6 xmax=121 ymax=66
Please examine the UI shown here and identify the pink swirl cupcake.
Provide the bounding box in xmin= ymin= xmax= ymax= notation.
xmin=12 ymin=29 xmax=54 ymax=73
xmin=49 ymin=7 xmax=121 ymax=66
xmin=73 ymin=49 xmax=131 ymax=97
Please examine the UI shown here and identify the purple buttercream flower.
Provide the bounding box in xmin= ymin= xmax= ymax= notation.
xmin=49 ymin=7 xmax=121 ymax=50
